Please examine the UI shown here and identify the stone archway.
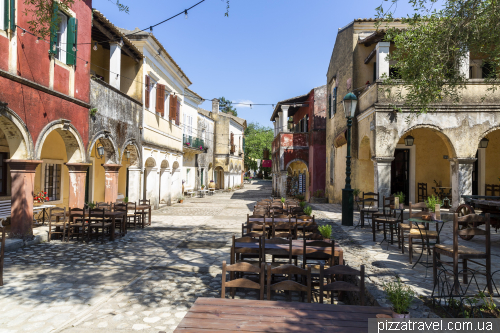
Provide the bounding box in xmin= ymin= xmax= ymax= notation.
xmin=0 ymin=105 xmax=35 ymax=159
xmin=171 ymin=160 xmax=181 ymax=201
xmin=215 ymin=166 xmax=224 ymax=190
xmin=119 ymin=141 xmax=142 ymax=204
xmin=144 ymin=157 xmax=159 ymax=208
xmin=35 ymin=120 xmax=86 ymax=163
xmin=87 ymin=131 xmax=120 ymax=165
xmin=159 ymin=159 xmax=171 ymax=205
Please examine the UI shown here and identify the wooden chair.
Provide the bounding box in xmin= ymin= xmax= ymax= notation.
xmin=125 ymin=202 xmax=141 ymax=229
xmin=400 ymin=202 xmax=426 ymax=254
xmin=303 ymin=239 xmax=335 ymax=276
xmin=68 ymin=207 xmax=88 ymax=242
xmin=485 ymin=184 xmax=500 ymax=197
xmin=408 ymin=203 xmax=438 ymax=264
xmin=96 ymin=202 xmax=111 ymax=210
xmin=245 ymin=214 xmax=269 ymax=237
xmin=267 ymin=264 xmax=312 ymax=302
xmin=418 ymin=183 xmax=428 ymax=203
xmin=231 ymin=235 xmax=262 ymax=267
xmin=87 ymin=208 xmax=113 ymax=243
xmin=242 ymin=221 xmax=266 ymax=238
xmin=433 ymin=213 xmax=492 ymax=294
xmin=319 ymin=264 xmax=365 ymax=305
xmin=263 ymin=237 xmax=293 ymax=266
xmin=221 ymin=261 xmax=265 ymax=300
xmin=48 ymin=207 xmax=67 ymax=242
xmin=139 ymin=199 xmax=151 ymax=226
xmin=113 ymin=203 xmax=128 ymax=236
xmin=0 ymin=218 xmax=5 ymax=286
xmin=372 ymin=196 xmax=399 ymax=243
xmin=359 ymin=192 xmax=379 ymax=228
xmin=271 ymin=222 xmax=295 ymax=239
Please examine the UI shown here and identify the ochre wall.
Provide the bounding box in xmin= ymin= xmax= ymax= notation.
xmin=91 ymin=149 xmax=106 ymax=203
xmin=35 ymin=131 xmax=70 ymax=208
xmin=288 ymin=160 xmax=310 ymax=201
xmin=118 ymin=158 xmax=131 ymax=197
xmin=485 ymin=130 xmax=500 ymax=185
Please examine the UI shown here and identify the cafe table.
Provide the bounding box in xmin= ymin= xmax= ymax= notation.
xmin=33 ymin=204 xmax=56 ymax=226
xmin=174 ymin=297 xmax=392 ymax=333
xmin=408 ymin=217 xmax=450 ymax=270
xmin=69 ymin=210 xmax=126 ymax=241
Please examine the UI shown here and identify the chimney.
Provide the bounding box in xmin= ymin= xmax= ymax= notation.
xmin=212 ymin=98 xmax=219 ymax=113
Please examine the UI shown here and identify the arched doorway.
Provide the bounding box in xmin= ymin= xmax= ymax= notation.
xmin=144 ymin=157 xmax=158 ymax=208
xmin=286 ymin=159 xmax=309 ymax=199
xmin=171 ymin=160 xmax=181 ymax=201
xmin=118 ymin=142 xmax=141 ymax=203
xmin=477 ymin=128 xmax=500 ymax=196
xmin=215 ymin=166 xmax=224 ymax=190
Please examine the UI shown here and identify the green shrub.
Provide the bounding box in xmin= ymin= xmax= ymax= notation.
xmin=280 ymin=197 xmax=286 ymax=203
xmin=426 ymin=195 xmax=441 ymax=212
xmin=304 ymin=206 xmax=312 ymax=216
xmin=318 ymin=225 xmax=332 ymax=239
xmin=299 ymin=201 xmax=307 ymax=208
xmin=384 ymin=278 xmax=415 ymax=314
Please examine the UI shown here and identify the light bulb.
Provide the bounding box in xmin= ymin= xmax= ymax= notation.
xmin=185 ymin=10 xmax=188 ymax=19
xmin=85 ymin=61 xmax=88 ymax=67
xmin=72 ymin=45 xmax=76 ymax=52
xmin=21 ymin=29 xmax=26 ymax=36
xmin=116 ymin=74 xmax=119 ymax=79
xmin=119 ymin=37 xmax=124 ymax=47
xmin=250 ymin=104 xmax=252 ymax=109
xmin=93 ymin=42 xmax=98 ymax=51
xmin=150 ymin=26 xmax=153 ymax=32
xmin=52 ymin=44 xmax=56 ymax=51
xmin=36 ymin=38 xmax=40 ymax=44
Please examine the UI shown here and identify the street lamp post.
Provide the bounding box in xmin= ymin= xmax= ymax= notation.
xmin=341 ymin=92 xmax=358 ymax=226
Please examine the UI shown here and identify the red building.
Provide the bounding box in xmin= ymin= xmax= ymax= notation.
xmin=271 ymin=85 xmax=327 ymax=201
xmin=0 ymin=1 xmax=92 ymax=236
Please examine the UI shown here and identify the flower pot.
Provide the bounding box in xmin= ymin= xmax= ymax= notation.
xmin=430 ymin=212 xmax=436 ymax=221
xmin=179 ymin=200 xmax=183 ymax=204
xmin=399 ymin=203 xmax=404 ymax=209
xmin=354 ymin=196 xmax=359 ymax=202
xmin=392 ymin=311 xmax=410 ymax=319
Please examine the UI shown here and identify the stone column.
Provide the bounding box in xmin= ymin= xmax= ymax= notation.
xmin=6 ymin=160 xmax=42 ymax=237
xmin=109 ymin=43 xmax=121 ymax=90
xmin=145 ymin=167 xmax=159 ymax=209
xmin=282 ymin=105 xmax=290 ymax=132
xmin=376 ymin=42 xmax=390 ymax=80
xmin=224 ymin=172 xmax=230 ymax=189
xmin=65 ymin=163 xmax=91 ymax=208
xmin=450 ymin=158 xmax=475 ymax=210
xmin=160 ymin=168 xmax=171 ymax=205
xmin=372 ymin=157 xmax=394 ymax=204
xmin=280 ymin=171 xmax=288 ymax=197
xmin=277 ymin=112 xmax=283 ymax=133
xmin=102 ymin=164 xmax=121 ymax=203
xmin=459 ymin=50 xmax=470 ymax=79
xmin=127 ymin=167 xmax=142 ymax=204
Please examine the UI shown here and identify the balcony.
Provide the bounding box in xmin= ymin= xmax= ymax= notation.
xmin=272 ymin=132 xmax=309 ymax=153
xmin=183 ymin=135 xmax=207 ymax=154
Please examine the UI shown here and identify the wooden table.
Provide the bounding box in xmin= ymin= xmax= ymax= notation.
xmin=174 ymin=298 xmax=392 ymax=332
xmin=69 ymin=211 xmax=126 ymax=241
xmin=33 ymin=204 xmax=56 ymax=225
xmin=235 ymin=240 xmax=343 ymax=265
xmin=136 ymin=205 xmax=151 ymax=228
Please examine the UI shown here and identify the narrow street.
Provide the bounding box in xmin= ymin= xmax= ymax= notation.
xmin=0 ymin=182 xmax=268 ymax=333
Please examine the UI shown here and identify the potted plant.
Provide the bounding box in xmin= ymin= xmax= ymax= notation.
xmin=394 ymin=192 xmax=405 ymax=209
xmin=299 ymin=201 xmax=307 ymax=209
xmin=123 ymin=197 xmax=129 ymax=203
xmin=318 ymin=225 xmax=332 ymax=240
xmin=201 ymin=185 xmax=205 ymax=190
xmin=384 ymin=278 xmax=415 ymax=318
xmin=353 ymin=189 xmax=361 ymax=202
xmin=295 ymin=194 xmax=305 ymax=202
xmin=280 ymin=197 xmax=286 ymax=203
xmin=178 ymin=196 xmax=185 ymax=204
xmin=86 ymin=202 xmax=96 ymax=209
xmin=304 ymin=206 xmax=312 ymax=216
xmin=426 ymin=195 xmax=442 ymax=220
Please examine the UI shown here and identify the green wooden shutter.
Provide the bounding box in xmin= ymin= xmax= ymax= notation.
xmin=66 ymin=17 xmax=77 ymax=65
xmin=328 ymin=93 xmax=331 ymax=118
xmin=333 ymin=87 xmax=337 ymax=115
xmin=49 ymin=2 xmax=58 ymax=56
xmin=8 ymin=0 xmax=14 ymax=30
xmin=3 ymin=0 xmax=9 ymax=31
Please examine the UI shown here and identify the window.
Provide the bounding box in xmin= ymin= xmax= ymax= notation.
xmin=1 ymin=0 xmax=15 ymax=32
xmin=330 ymin=87 xmax=337 ymax=118
xmin=482 ymin=62 xmax=495 ymax=79
xmin=0 ymin=153 xmax=8 ymax=196
xmin=0 ymin=0 xmax=5 ymax=30
xmin=55 ymin=12 xmax=68 ymax=64
xmin=44 ymin=163 xmax=61 ymax=201
xmin=149 ymin=79 xmax=157 ymax=111
xmin=330 ymin=147 xmax=335 ymax=185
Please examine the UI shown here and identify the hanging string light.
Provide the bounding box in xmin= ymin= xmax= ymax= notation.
xmin=85 ymin=61 xmax=88 ymax=67
xmin=21 ymin=29 xmax=26 ymax=36
xmin=36 ymin=37 xmax=40 ymax=44
xmin=93 ymin=42 xmax=98 ymax=51
xmin=119 ymin=37 xmax=124 ymax=47
xmin=52 ymin=43 xmax=56 ymax=51
xmin=72 ymin=45 xmax=76 ymax=52
xmin=185 ymin=10 xmax=188 ymax=19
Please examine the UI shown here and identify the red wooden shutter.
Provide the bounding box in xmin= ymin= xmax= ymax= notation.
xmin=169 ymin=94 xmax=175 ymax=120
xmin=145 ymin=76 xmax=150 ymax=109
xmin=175 ymin=97 xmax=180 ymax=125
xmin=156 ymin=84 xmax=164 ymax=115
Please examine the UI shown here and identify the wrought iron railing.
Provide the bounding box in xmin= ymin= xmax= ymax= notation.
xmin=183 ymin=135 xmax=206 ymax=151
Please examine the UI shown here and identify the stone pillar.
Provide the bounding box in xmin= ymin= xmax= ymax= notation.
xmin=224 ymin=172 xmax=230 ymax=189
xmin=102 ymin=164 xmax=121 ymax=203
xmin=282 ymin=105 xmax=290 ymax=132
xmin=277 ymin=112 xmax=283 ymax=133
xmin=372 ymin=157 xmax=394 ymax=204
xmin=127 ymin=167 xmax=142 ymax=204
xmin=65 ymin=163 xmax=91 ymax=209
xmin=376 ymin=42 xmax=390 ymax=80
xmin=160 ymin=168 xmax=171 ymax=205
xmin=6 ymin=160 xmax=42 ymax=237
xmin=459 ymin=50 xmax=470 ymax=79
xmin=273 ymin=121 xmax=277 ymax=137
xmin=450 ymin=158 xmax=475 ymax=210
xmin=280 ymin=171 xmax=288 ymax=197
xmin=145 ymin=167 xmax=159 ymax=209
xmin=109 ymin=43 xmax=121 ymax=90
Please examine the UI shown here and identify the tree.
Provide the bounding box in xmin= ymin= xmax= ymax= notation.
xmin=375 ymin=0 xmax=499 ymax=114
xmin=23 ymin=0 xmax=129 ymax=39
xmin=218 ymin=97 xmax=238 ymax=116
xmin=243 ymin=122 xmax=274 ymax=171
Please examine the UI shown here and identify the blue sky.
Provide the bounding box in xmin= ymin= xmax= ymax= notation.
xmin=95 ymin=0 xmax=418 ymax=128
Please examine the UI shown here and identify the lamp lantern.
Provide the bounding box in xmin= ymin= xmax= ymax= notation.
xmin=342 ymin=92 xmax=358 ymax=119
xmin=404 ymin=135 xmax=415 ymax=146
xmin=126 ymin=150 xmax=131 ymax=160
xmin=97 ymin=144 xmax=105 ymax=158
xmin=479 ymin=137 xmax=489 ymax=149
